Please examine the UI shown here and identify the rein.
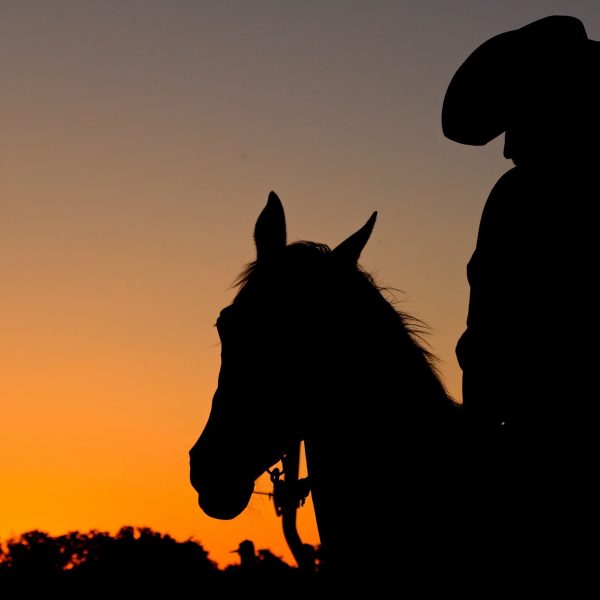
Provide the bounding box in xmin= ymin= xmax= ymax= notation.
xmin=267 ymin=440 xmax=313 ymax=573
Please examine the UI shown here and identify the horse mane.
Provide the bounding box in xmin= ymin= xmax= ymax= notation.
xmin=234 ymin=241 xmax=444 ymax=383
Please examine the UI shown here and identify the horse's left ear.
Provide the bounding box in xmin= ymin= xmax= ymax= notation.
xmin=332 ymin=212 xmax=377 ymax=264
xmin=254 ymin=191 xmax=287 ymax=261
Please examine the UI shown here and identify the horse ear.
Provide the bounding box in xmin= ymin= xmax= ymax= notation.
xmin=254 ymin=191 xmax=287 ymax=261
xmin=332 ymin=212 xmax=377 ymax=264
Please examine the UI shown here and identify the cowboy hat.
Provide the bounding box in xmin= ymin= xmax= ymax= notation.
xmin=442 ymin=15 xmax=592 ymax=146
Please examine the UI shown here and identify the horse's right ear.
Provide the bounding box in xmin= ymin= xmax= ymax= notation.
xmin=254 ymin=191 xmax=287 ymax=261
xmin=332 ymin=211 xmax=377 ymax=264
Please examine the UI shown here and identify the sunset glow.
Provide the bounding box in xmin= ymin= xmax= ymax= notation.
xmin=2 ymin=2 xmax=598 ymax=568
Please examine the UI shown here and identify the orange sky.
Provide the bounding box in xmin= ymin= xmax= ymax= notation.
xmin=2 ymin=2 xmax=599 ymax=568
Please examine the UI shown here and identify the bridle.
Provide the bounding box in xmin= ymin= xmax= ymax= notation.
xmin=267 ymin=439 xmax=314 ymax=573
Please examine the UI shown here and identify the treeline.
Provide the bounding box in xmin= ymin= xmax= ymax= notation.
xmin=0 ymin=526 xmax=309 ymax=583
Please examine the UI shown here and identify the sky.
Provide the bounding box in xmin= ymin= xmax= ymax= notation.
xmin=2 ymin=1 xmax=599 ymax=569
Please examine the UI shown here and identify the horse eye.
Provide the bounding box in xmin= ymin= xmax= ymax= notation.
xmin=216 ymin=307 xmax=235 ymax=338
xmin=216 ymin=316 xmax=226 ymax=338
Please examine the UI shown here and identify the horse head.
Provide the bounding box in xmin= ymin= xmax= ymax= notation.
xmin=189 ymin=192 xmax=376 ymax=520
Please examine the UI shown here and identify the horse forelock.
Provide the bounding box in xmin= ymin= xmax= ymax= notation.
xmin=233 ymin=241 xmax=332 ymax=290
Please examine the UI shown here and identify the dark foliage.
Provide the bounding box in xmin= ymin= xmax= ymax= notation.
xmin=0 ymin=527 xmax=217 ymax=582
xmin=0 ymin=527 xmax=311 ymax=583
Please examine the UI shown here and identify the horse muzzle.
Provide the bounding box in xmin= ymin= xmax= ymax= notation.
xmin=195 ymin=479 xmax=255 ymax=520
xmin=190 ymin=463 xmax=255 ymax=520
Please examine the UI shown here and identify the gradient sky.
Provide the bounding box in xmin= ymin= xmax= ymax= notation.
xmin=2 ymin=1 xmax=599 ymax=568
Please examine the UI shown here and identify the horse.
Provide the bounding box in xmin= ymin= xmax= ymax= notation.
xmin=190 ymin=192 xmax=464 ymax=580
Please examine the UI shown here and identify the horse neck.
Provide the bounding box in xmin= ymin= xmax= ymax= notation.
xmin=301 ymin=301 xmax=451 ymax=572
xmin=302 ymin=362 xmax=398 ymax=573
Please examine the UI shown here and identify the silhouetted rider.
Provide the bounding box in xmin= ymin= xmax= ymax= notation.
xmin=443 ymin=15 xmax=599 ymax=439
xmin=442 ymin=16 xmax=599 ymax=577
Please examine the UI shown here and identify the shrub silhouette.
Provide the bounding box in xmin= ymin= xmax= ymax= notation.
xmin=0 ymin=527 xmax=218 ymax=582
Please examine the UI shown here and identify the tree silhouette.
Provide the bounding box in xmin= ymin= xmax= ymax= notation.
xmin=0 ymin=527 xmax=218 ymax=583
xmin=1 ymin=530 xmax=67 ymax=576
xmin=0 ymin=527 xmax=320 ymax=595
